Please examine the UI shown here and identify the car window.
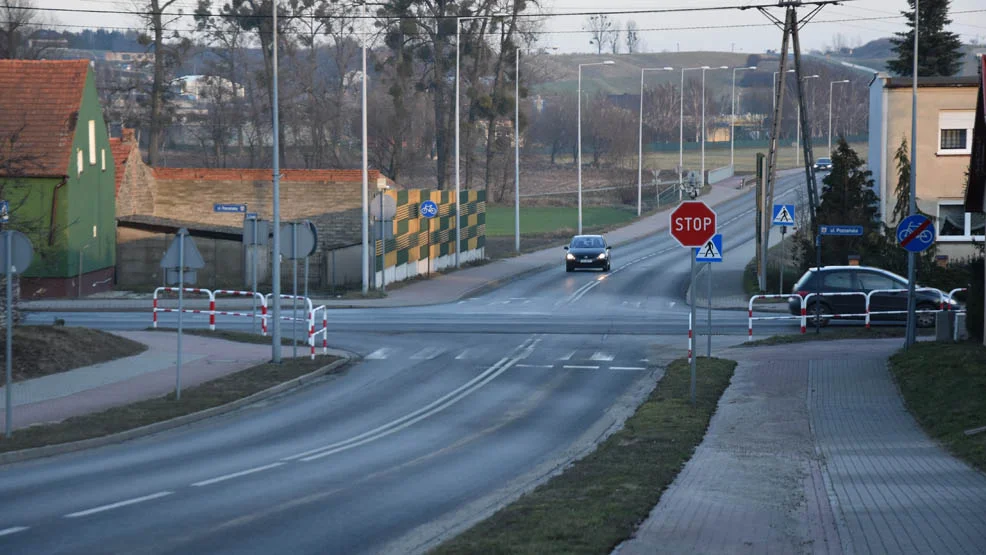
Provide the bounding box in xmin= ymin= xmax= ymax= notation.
xmin=822 ymin=271 xmax=853 ymax=290
xmin=856 ymin=272 xmax=899 ymax=292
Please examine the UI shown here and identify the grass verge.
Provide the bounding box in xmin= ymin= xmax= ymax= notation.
xmin=0 ymin=354 xmax=341 ymax=454
xmin=4 ymin=325 xmax=147 ymax=382
xmin=150 ymin=327 xmax=297 ymax=346
xmin=431 ymin=357 xmax=736 ymax=555
xmin=485 ymin=206 xmax=636 ymax=236
xmin=888 ymin=341 xmax=986 ymax=473
xmin=741 ymin=326 xmax=934 ymax=346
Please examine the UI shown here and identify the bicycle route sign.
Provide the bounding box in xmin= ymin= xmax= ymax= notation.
xmin=896 ymin=214 xmax=935 ymax=253
xmin=420 ymin=200 xmax=438 ymax=219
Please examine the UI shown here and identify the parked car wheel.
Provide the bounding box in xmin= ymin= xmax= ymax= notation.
xmin=806 ymin=302 xmax=833 ymax=327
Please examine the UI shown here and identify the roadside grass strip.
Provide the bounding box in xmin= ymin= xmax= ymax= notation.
xmin=149 ymin=328 xmax=300 ymax=346
xmin=0 ymin=355 xmax=340 ymax=454
xmin=740 ymin=327 xmax=933 ymax=347
xmin=889 ymin=341 xmax=986 ymax=473
xmin=431 ymin=356 xmax=736 ymax=555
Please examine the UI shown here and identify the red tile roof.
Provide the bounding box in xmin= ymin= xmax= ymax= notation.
xmin=152 ymin=168 xmax=392 ymax=184
xmin=0 ymin=60 xmax=91 ymax=178
xmin=108 ymin=137 xmax=134 ymax=194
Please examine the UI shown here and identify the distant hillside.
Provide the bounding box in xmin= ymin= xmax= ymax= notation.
xmin=822 ymin=37 xmax=986 ymax=76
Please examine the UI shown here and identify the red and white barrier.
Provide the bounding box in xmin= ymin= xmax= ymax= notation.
xmin=152 ymin=287 xmax=216 ymax=331
xmin=687 ymin=312 xmax=693 ymax=363
xmin=864 ymin=288 xmax=949 ymax=328
xmin=213 ymin=289 xmax=269 ymax=336
xmin=311 ymin=305 xmax=329 ymax=359
xmin=747 ymin=294 xmax=805 ymax=340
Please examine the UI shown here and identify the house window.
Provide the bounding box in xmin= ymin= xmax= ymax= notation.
xmin=101 ymin=149 xmax=106 ymax=171
xmin=77 ymin=149 xmax=83 ymax=176
xmin=937 ymin=200 xmax=986 ymax=241
xmin=88 ymin=120 xmax=96 ymax=165
xmin=937 ymin=111 xmax=974 ymax=155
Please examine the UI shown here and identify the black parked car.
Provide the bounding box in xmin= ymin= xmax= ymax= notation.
xmin=787 ymin=265 xmax=958 ymax=327
xmin=565 ymin=235 xmax=611 ymax=272
xmin=813 ymin=157 xmax=833 ymax=172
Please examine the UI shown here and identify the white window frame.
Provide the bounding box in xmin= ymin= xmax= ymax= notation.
xmin=937 ymin=111 xmax=974 ymax=156
xmin=937 ymin=200 xmax=986 ymax=242
xmin=88 ymin=120 xmax=96 ymax=165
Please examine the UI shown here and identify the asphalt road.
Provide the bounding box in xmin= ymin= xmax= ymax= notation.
xmin=4 ymin=175 xmax=808 ymax=554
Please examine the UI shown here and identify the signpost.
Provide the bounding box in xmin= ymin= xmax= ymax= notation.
xmin=813 ymin=224 xmax=864 ymax=332
xmin=695 ymin=233 xmax=722 ymax=358
xmin=243 ymin=214 xmax=270 ymax=333
xmin=159 ymin=228 xmax=205 ymax=400
xmin=421 ymin=200 xmax=438 ymax=277
xmin=670 ymin=201 xmax=717 ymax=405
xmin=896 ymin=214 xmax=935 ymax=346
xmin=773 ymin=204 xmax=796 ymax=294
xmin=1 ymin=229 xmax=33 ymax=438
xmin=213 ymin=203 xmax=247 ymax=214
xmin=280 ymin=221 xmax=318 ymax=358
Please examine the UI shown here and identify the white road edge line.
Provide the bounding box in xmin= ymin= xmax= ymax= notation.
xmin=563 ymin=365 xmax=599 ymax=370
xmin=65 ymin=491 xmax=173 ymax=518
xmin=0 ymin=526 xmax=29 ymax=537
xmin=610 ymin=366 xmax=647 ymax=371
xmin=191 ymin=462 xmax=285 ymax=487
xmin=282 ymin=336 xmax=541 ymax=462
xmin=515 ymin=364 xmax=555 ymax=368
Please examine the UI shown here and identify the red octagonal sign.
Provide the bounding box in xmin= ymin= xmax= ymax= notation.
xmin=669 ymin=201 xmax=717 ymax=247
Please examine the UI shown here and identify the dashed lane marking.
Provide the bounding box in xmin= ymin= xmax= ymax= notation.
xmin=65 ymin=491 xmax=174 ymax=519
xmin=191 ymin=463 xmax=285 ymax=487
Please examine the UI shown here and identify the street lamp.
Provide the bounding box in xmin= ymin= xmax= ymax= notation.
xmin=577 ymin=60 xmax=615 ymax=234
xmin=730 ymin=66 xmax=756 ymax=171
xmin=637 ymin=66 xmax=674 ymax=216
xmin=679 ymin=66 xmax=707 ymax=201
xmin=828 ymin=79 xmax=850 ymax=154
xmin=796 ymin=74 xmax=819 ymax=165
xmin=700 ymin=66 xmax=728 ymax=190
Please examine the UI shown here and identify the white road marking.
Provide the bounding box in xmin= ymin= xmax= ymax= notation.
xmin=590 ymin=352 xmax=614 ymax=361
xmin=0 ymin=527 xmax=28 ymax=537
xmin=365 ymin=348 xmax=391 ymax=360
xmin=411 ymin=347 xmax=444 ymax=360
xmin=191 ymin=463 xmax=284 ymax=487
xmin=610 ymin=366 xmax=647 ymax=371
xmin=563 ymin=365 xmax=599 ymax=370
xmin=65 ymin=491 xmax=173 ymax=518
xmin=515 ymin=364 xmax=555 ymax=369
xmin=455 ymin=349 xmax=475 ymax=360
xmin=283 ymin=337 xmax=543 ymax=463
xmin=558 ymin=351 xmax=575 ymax=361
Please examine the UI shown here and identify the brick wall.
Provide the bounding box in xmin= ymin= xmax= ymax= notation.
xmin=115 ymin=143 xmax=155 ymax=216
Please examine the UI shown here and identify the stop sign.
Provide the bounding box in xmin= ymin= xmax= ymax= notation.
xmin=669 ymin=201 xmax=717 ymax=247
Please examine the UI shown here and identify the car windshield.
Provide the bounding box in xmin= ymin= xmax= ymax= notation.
xmin=572 ymin=237 xmax=603 ymax=248
xmin=817 ymin=157 xmax=831 ymax=164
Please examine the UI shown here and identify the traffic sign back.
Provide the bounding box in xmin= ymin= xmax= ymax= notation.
xmin=670 ymin=201 xmax=717 ymax=247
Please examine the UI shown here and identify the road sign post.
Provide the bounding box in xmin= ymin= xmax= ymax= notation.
xmin=695 ymin=234 xmax=722 ymax=358
xmin=670 ymin=202 xmax=717 ymax=406
xmin=896 ymin=214 xmax=935 ymax=346
xmin=772 ymin=204 xmax=795 ymax=294
xmin=421 ymin=200 xmax=438 ymax=278
xmin=814 ymin=224 xmax=864 ymax=332
xmin=160 ymin=228 xmax=205 ymax=400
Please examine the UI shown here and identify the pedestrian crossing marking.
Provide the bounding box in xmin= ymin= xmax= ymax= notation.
xmin=366 ymin=348 xmax=391 ymax=360
xmin=411 ymin=347 xmax=444 ymax=360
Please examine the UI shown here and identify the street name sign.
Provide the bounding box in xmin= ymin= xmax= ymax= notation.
xmin=772 ymin=204 xmax=795 ymax=226
xmin=670 ymin=201 xmax=717 ymax=247
xmin=896 ymin=214 xmax=935 ymax=253
xmin=213 ymin=203 xmax=246 ymax=213
xmin=695 ymin=234 xmax=723 ymax=263
xmin=819 ymin=225 xmax=864 ymax=236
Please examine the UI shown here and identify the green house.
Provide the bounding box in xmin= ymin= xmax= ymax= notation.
xmin=0 ymin=60 xmax=116 ymax=298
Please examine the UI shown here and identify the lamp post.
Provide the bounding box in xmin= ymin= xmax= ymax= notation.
xmin=828 ymin=79 xmax=850 ymax=154
xmin=577 ymin=60 xmax=615 ymax=234
xmin=360 ymin=2 xmax=369 ymax=295
xmin=637 ymin=66 xmax=673 ymax=216
xmin=515 ymin=47 xmax=521 ymax=253
xmin=796 ymin=74 xmax=819 ymax=166
xmin=680 ymin=66 xmax=707 ymax=201
xmin=730 ymin=66 xmax=756 ymax=170
xmin=700 ymin=66 xmax=728 ymax=189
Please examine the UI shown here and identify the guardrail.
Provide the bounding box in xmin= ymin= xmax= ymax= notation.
xmin=213 ymin=289 xmax=268 ymax=336
xmin=863 ymin=288 xmax=952 ymax=328
xmin=152 ymin=287 xmax=215 ymax=331
xmin=748 ymin=294 xmax=806 ymax=339
xmin=311 ymin=305 xmax=329 ymax=359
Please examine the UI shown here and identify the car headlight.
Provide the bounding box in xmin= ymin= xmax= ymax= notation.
xmin=597 ymin=252 xmax=608 ymax=260
xmin=566 ymin=253 xmax=575 ymax=261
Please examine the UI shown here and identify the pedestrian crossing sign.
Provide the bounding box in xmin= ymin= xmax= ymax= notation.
xmin=694 ymin=234 xmax=723 ymax=263
xmin=772 ymin=204 xmax=796 ymax=226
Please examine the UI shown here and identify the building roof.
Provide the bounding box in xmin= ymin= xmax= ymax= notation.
xmin=0 ymin=59 xmax=91 ymax=178
xmin=883 ymin=75 xmax=980 ymax=89
xmin=152 ymin=168 xmax=394 ymax=185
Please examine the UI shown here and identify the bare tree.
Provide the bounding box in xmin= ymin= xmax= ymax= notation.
xmin=583 ymin=14 xmax=614 ymax=55
xmin=0 ymin=0 xmax=52 ymax=59
xmin=608 ymin=21 xmax=620 ymax=55
xmin=625 ymin=20 xmax=639 ymax=54
xmin=138 ymin=0 xmax=191 ymax=166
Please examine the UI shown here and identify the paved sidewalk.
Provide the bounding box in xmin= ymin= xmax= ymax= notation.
xmin=615 ymin=339 xmax=986 ymax=555
xmin=0 ymin=331 xmax=309 ymax=431
xmin=21 ymin=174 xmax=760 ymax=312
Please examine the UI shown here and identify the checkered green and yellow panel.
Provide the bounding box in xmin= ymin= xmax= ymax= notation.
xmin=375 ymin=189 xmax=486 ymax=269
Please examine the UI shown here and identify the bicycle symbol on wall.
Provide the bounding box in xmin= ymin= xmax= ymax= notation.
xmin=420 ymin=200 xmax=439 ymax=219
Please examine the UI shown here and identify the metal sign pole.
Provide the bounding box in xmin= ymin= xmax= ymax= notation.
xmin=707 ymin=262 xmax=712 ymax=357
xmin=380 ymin=194 xmax=386 ymax=292
xmin=4 ymin=231 xmax=12 ymax=438
xmin=779 ymin=226 xmax=787 ymax=294
xmin=251 ymin=219 xmax=258 ymax=334
xmin=292 ymin=223 xmax=298 ymax=359
xmin=177 ymin=232 xmax=184 ymax=400
xmin=815 ymin=234 xmax=822 ymax=334
xmin=690 ymin=254 xmax=697 ymax=405
xmin=304 ymin=256 xmax=309 ymax=304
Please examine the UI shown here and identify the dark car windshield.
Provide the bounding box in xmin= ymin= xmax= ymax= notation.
xmin=571 ymin=236 xmax=604 ymax=249
xmin=816 ymin=157 xmax=831 ymax=164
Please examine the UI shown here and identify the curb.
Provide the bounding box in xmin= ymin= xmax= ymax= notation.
xmin=0 ymin=350 xmax=358 ymax=466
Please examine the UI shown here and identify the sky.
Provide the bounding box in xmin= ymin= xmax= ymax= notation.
xmin=42 ymin=0 xmax=986 ymax=54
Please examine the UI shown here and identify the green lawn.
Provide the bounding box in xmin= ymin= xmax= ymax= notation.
xmin=485 ymin=206 xmax=636 ymax=236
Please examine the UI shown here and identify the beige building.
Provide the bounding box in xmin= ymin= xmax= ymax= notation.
xmin=869 ymin=74 xmax=984 ymax=258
